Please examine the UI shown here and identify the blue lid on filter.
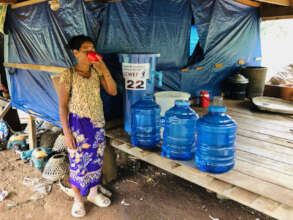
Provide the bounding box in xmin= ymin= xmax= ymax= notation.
xmin=208 ymin=105 xmax=226 ymax=113
xmin=175 ymin=100 xmax=190 ymax=106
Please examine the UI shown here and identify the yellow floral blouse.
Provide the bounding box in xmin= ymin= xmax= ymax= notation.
xmin=59 ymin=67 xmax=105 ymax=127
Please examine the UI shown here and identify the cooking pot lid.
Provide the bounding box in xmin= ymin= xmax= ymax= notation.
xmin=228 ymin=73 xmax=248 ymax=84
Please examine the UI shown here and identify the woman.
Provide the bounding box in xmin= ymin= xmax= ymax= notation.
xmin=59 ymin=35 xmax=117 ymax=217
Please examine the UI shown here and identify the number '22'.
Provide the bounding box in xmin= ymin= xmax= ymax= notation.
xmin=126 ymin=80 xmax=145 ymax=89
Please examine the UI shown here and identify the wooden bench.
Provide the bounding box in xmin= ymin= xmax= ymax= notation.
xmin=106 ymin=99 xmax=293 ymax=220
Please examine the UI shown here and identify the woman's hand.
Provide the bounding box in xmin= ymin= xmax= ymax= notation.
xmin=92 ymin=61 xmax=117 ymax=96
xmin=64 ymin=132 xmax=77 ymax=150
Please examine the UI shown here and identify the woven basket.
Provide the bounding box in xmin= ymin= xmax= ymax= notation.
xmin=52 ymin=134 xmax=67 ymax=152
xmin=42 ymin=153 xmax=69 ymax=182
xmin=40 ymin=130 xmax=59 ymax=149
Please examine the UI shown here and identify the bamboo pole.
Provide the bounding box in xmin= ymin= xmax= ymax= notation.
xmin=84 ymin=0 xmax=120 ymax=2
xmin=0 ymin=102 xmax=10 ymax=120
xmin=4 ymin=62 xmax=67 ymax=73
xmin=28 ymin=114 xmax=37 ymax=150
xmin=234 ymin=0 xmax=261 ymax=7
xmin=10 ymin=0 xmax=120 ymax=9
xmin=11 ymin=0 xmax=47 ymax=9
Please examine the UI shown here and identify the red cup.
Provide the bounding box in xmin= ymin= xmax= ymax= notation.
xmin=88 ymin=51 xmax=103 ymax=62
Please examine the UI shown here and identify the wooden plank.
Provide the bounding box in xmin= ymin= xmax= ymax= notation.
xmin=109 ymin=138 xmax=293 ymax=219
xmin=238 ymin=128 xmax=293 ymax=148
xmin=211 ymin=169 xmax=293 ymax=207
xmin=236 ymin=134 xmax=293 ymax=156
xmin=107 ymin=131 xmax=293 ymax=207
xmin=4 ymin=62 xmax=67 ymax=73
xmin=194 ymin=105 xmax=293 ymax=129
xmin=226 ymin=109 xmax=293 ymax=128
xmin=236 ymin=120 xmax=292 ymax=141
xmin=84 ymin=0 xmax=120 ymax=2
xmin=236 ymin=150 xmax=293 ymax=176
xmin=234 ymin=0 xmax=261 ymax=7
xmin=27 ymin=109 xmax=42 ymax=117
xmin=195 ymin=108 xmax=293 ymax=143
xmin=262 ymin=14 xmax=293 ymax=20
xmin=256 ymin=0 xmax=291 ymax=6
xmin=227 ymin=110 xmax=293 ymax=131
xmin=177 ymin=166 xmax=293 ymax=219
xmin=11 ymin=0 xmax=47 ymax=8
xmin=194 ymin=105 xmax=293 ymax=131
xmin=106 ymin=122 xmax=293 ymax=207
xmin=261 ymin=4 xmax=293 ymax=20
xmin=28 ymin=114 xmax=37 ymax=150
xmin=234 ymin=159 xmax=293 ymax=190
xmin=0 ymin=102 xmax=10 ymax=119
xmin=236 ymin=136 xmax=293 ymax=161
xmin=206 ymin=111 xmax=293 ymax=141
xmin=275 ymin=204 xmax=293 ymax=220
xmin=106 ymin=127 xmax=130 ymax=143
xmin=106 ymin=126 xmax=293 ymax=170
xmin=0 ymin=0 xmax=18 ymax=3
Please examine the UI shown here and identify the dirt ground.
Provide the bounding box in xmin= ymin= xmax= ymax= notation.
xmin=0 ymin=149 xmax=274 ymax=220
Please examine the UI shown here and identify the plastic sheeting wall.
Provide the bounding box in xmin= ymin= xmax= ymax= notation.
xmin=5 ymin=0 xmax=261 ymax=125
xmin=184 ymin=0 xmax=261 ymax=96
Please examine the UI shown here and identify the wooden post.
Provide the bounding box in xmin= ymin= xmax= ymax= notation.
xmin=0 ymin=102 xmax=11 ymax=120
xmin=28 ymin=114 xmax=37 ymax=150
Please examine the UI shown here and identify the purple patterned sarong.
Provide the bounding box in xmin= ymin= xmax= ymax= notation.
xmin=68 ymin=112 xmax=106 ymax=196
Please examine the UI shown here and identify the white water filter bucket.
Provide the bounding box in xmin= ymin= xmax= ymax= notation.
xmin=154 ymin=91 xmax=191 ymax=116
xmin=154 ymin=91 xmax=191 ymax=139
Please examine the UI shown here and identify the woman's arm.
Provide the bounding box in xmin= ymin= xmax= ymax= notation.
xmin=59 ymin=83 xmax=76 ymax=150
xmin=93 ymin=61 xmax=117 ymax=96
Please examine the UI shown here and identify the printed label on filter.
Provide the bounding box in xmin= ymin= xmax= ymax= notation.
xmin=122 ymin=63 xmax=150 ymax=90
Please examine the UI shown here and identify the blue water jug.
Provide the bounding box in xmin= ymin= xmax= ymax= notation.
xmin=131 ymin=94 xmax=161 ymax=148
xmin=162 ymin=100 xmax=199 ymax=160
xmin=195 ymin=106 xmax=237 ymax=174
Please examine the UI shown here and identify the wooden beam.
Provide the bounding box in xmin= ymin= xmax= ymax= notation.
xmin=4 ymin=62 xmax=67 ymax=73
xmin=261 ymin=4 xmax=293 ymax=20
xmin=28 ymin=114 xmax=37 ymax=150
xmin=0 ymin=0 xmax=18 ymax=3
xmin=11 ymin=0 xmax=47 ymax=9
xmin=84 ymin=0 xmax=120 ymax=2
xmin=109 ymin=139 xmax=293 ymax=219
xmin=256 ymin=0 xmax=291 ymax=6
xmin=234 ymin=0 xmax=261 ymax=7
xmin=0 ymin=102 xmax=10 ymax=120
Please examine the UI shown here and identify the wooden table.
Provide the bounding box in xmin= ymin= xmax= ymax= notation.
xmin=106 ymin=99 xmax=293 ymax=220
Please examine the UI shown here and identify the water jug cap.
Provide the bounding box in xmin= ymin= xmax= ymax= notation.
xmin=208 ymin=105 xmax=226 ymax=113
xmin=175 ymin=100 xmax=190 ymax=106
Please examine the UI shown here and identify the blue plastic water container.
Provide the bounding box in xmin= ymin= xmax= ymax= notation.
xmin=131 ymin=94 xmax=161 ymax=148
xmin=162 ymin=100 xmax=199 ymax=160
xmin=119 ymin=53 xmax=162 ymax=134
xmin=195 ymin=106 xmax=237 ymax=174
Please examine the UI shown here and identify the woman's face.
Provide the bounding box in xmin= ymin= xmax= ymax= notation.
xmin=73 ymin=41 xmax=95 ymax=65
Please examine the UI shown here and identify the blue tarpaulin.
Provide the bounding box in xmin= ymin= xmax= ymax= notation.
xmin=5 ymin=0 xmax=261 ymax=125
xmin=183 ymin=0 xmax=262 ymax=96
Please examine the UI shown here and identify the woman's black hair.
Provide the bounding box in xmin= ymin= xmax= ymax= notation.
xmin=67 ymin=35 xmax=94 ymax=51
